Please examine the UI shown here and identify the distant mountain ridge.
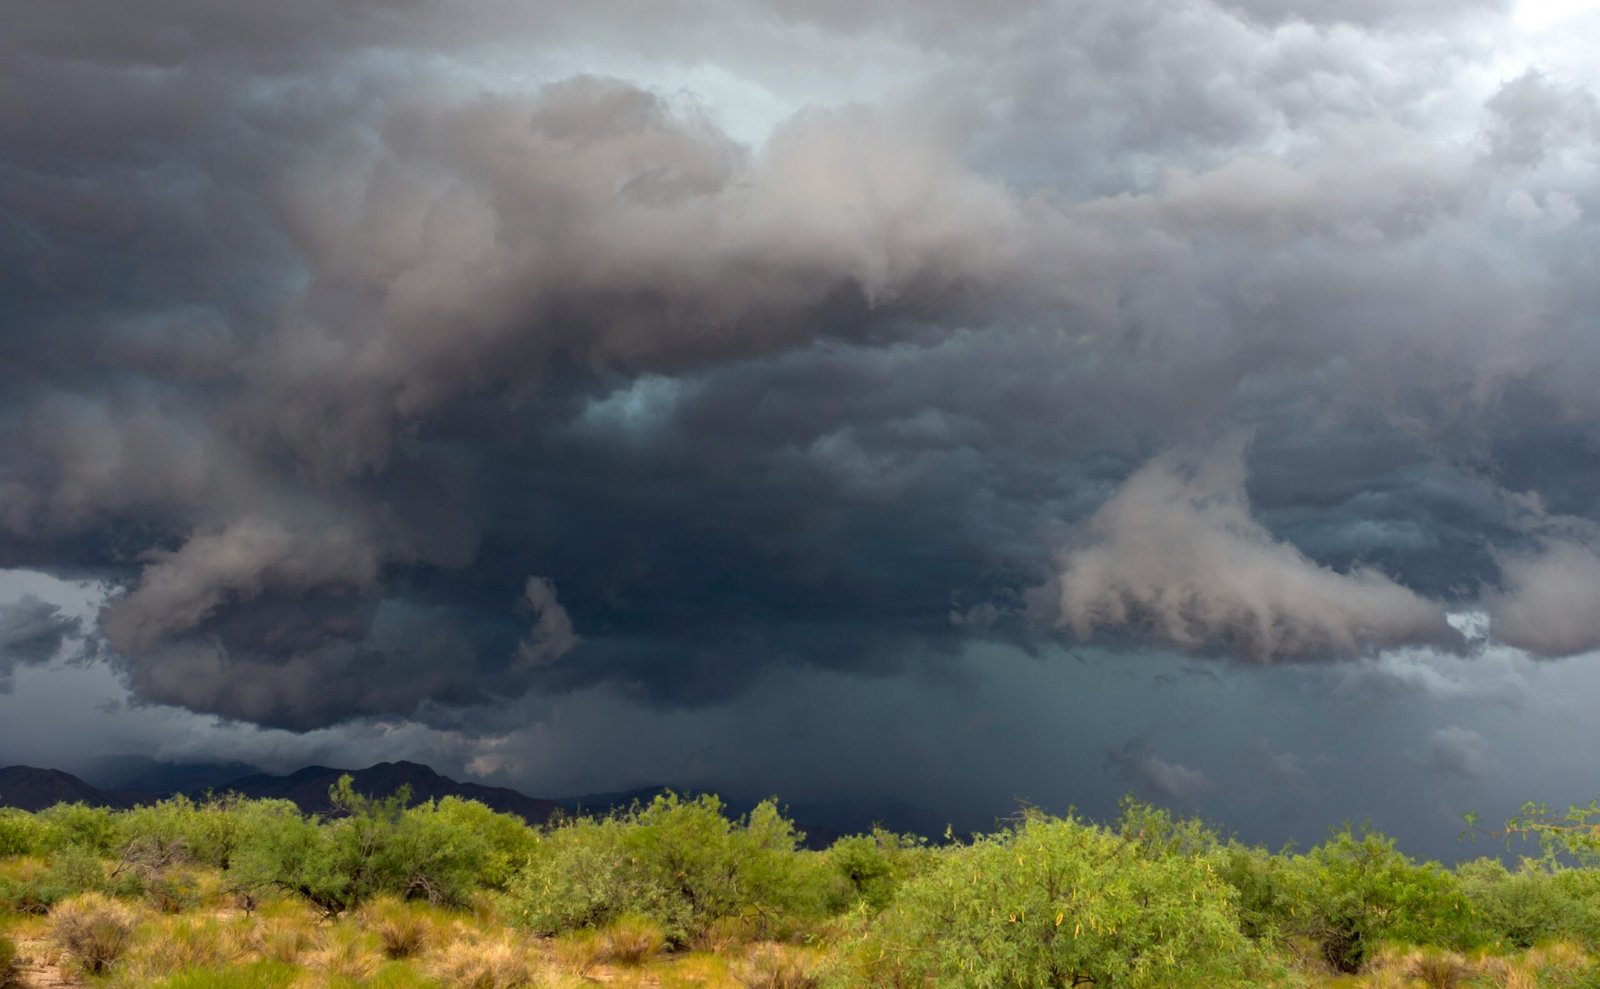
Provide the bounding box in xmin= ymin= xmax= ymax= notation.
xmin=215 ymin=761 xmax=560 ymax=823
xmin=0 ymin=765 xmax=135 ymax=812
xmin=0 ymin=761 xmax=558 ymax=824
xmin=0 ymin=762 xmax=950 ymax=842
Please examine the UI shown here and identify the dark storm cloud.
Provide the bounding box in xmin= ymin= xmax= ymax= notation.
xmin=1237 ymin=736 xmax=1312 ymax=792
xmin=0 ymin=595 xmax=81 ymax=692
xmin=1030 ymin=437 xmax=1459 ymax=661
xmin=2 ymin=0 xmax=1599 ymax=742
xmin=1105 ymin=738 xmax=1215 ymax=803
xmin=1423 ymin=725 xmax=1494 ymax=781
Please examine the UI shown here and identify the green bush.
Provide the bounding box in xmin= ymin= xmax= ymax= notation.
xmin=512 ymin=793 xmax=832 ymax=944
xmin=838 ymin=810 xmax=1266 ymax=989
xmin=0 ymin=810 xmax=46 ymax=858
xmin=36 ymin=803 xmax=121 ymax=856
xmin=0 ymin=841 xmax=107 ymax=914
xmin=1290 ymin=825 xmax=1477 ymax=972
xmin=825 ymin=829 xmax=928 ymax=913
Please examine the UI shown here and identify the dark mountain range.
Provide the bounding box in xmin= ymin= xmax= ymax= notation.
xmin=0 ymin=761 xmax=558 ymax=824
xmin=0 ymin=765 xmax=134 ymax=812
xmin=2 ymin=762 xmax=949 ymax=845
xmin=211 ymin=762 xmax=561 ymax=823
xmin=82 ymin=757 xmax=266 ymax=797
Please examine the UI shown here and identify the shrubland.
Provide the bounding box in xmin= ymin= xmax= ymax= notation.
xmin=0 ymin=780 xmax=1598 ymax=987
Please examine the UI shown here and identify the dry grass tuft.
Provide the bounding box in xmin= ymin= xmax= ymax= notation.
xmin=429 ymin=929 xmax=543 ymax=989
xmin=359 ymin=896 xmax=434 ymax=959
xmin=731 ymin=943 xmax=822 ymax=989
xmin=692 ymin=915 xmax=757 ymax=953
xmin=598 ymin=914 xmax=665 ymax=967
xmin=119 ymin=914 xmax=252 ymax=980
xmin=306 ymin=922 xmax=382 ymax=983
xmin=251 ymin=912 xmax=319 ymax=965
xmin=549 ymin=930 xmax=606 ymax=977
xmin=48 ymin=892 xmax=140 ymax=975
xmin=1407 ymin=950 xmax=1471 ymax=989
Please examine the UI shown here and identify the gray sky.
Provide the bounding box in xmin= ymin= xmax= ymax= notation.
xmin=3 ymin=0 xmax=1600 ymax=860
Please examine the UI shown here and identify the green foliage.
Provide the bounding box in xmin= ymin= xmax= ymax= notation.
xmin=0 ymin=841 xmax=107 ymax=913
xmin=825 ymin=829 xmax=929 ymax=913
xmin=1218 ymin=842 xmax=1303 ymax=943
xmin=512 ymin=793 xmax=833 ymax=944
xmin=1456 ymin=857 xmax=1600 ymax=951
xmin=224 ymin=778 xmax=521 ymax=915
xmin=1504 ymin=798 xmax=1600 ymax=868
xmin=0 ymin=931 xmax=21 ymax=989
xmin=0 ymin=810 xmax=47 ymax=858
xmin=839 ymin=810 xmax=1265 ymax=989
xmin=1290 ymin=824 xmax=1476 ymax=972
xmin=36 ymin=803 xmax=121 ymax=855
xmin=418 ymin=797 xmax=536 ymax=891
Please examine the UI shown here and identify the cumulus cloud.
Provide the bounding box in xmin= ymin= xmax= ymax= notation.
xmin=1034 ymin=438 xmax=1458 ymax=661
xmin=1486 ymin=539 xmax=1600 ymax=658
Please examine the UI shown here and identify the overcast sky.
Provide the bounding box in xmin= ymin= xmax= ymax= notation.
xmin=3 ymin=0 xmax=1600 ymax=861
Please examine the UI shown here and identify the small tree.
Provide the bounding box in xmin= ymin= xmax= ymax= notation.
xmin=227 ymin=777 xmax=414 ymax=917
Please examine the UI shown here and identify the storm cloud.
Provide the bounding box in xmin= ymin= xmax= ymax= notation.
xmin=1033 ymin=437 xmax=1459 ymax=661
xmin=2 ymin=0 xmax=1600 ymax=848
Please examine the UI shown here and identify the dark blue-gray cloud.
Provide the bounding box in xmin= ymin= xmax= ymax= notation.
xmin=1 ymin=0 xmax=1598 ymax=843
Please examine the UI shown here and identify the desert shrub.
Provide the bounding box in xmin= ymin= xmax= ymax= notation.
xmin=825 ymin=829 xmax=929 ymax=913
xmin=0 ymin=843 xmax=105 ymax=913
xmin=421 ymin=798 xmax=536 ymax=891
xmin=36 ymin=803 xmax=121 ymax=855
xmin=839 ymin=810 xmax=1264 ymax=989
xmin=512 ymin=793 xmax=827 ymax=944
xmin=1291 ymin=824 xmax=1477 ymax=972
xmin=1218 ymin=841 xmax=1303 ymax=943
xmin=49 ymin=891 xmax=140 ymax=975
xmin=0 ymin=810 xmax=46 ymax=858
xmin=0 ymin=932 xmax=21 ymax=989
xmin=227 ymin=779 xmax=503 ymax=915
xmin=1114 ymin=797 xmax=1224 ymax=857
xmin=1456 ymin=857 xmax=1599 ymax=950
xmin=384 ymin=799 xmax=497 ymax=906
xmin=598 ymin=913 xmax=664 ymax=965
xmin=227 ymin=781 xmax=423 ymax=917
xmin=511 ymin=815 xmax=633 ymax=934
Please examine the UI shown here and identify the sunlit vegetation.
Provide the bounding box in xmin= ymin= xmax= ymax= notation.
xmin=2 ymin=784 xmax=1600 ymax=986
